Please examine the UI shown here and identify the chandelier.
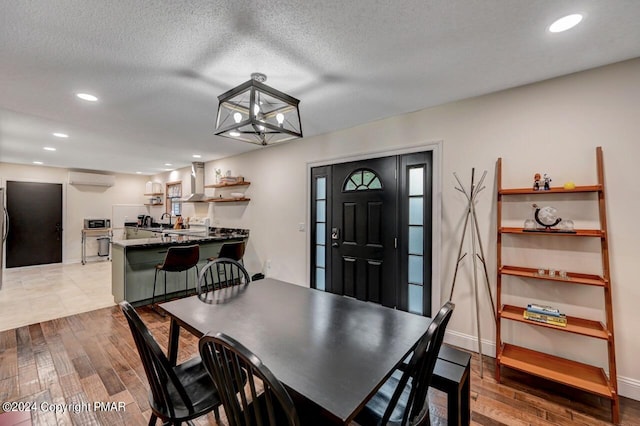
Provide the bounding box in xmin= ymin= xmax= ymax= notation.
xmin=215 ymin=73 xmax=302 ymax=146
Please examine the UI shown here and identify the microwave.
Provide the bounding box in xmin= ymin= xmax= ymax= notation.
xmin=84 ymin=218 xmax=111 ymax=229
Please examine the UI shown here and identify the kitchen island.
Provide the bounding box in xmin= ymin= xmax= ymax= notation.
xmin=112 ymin=228 xmax=248 ymax=306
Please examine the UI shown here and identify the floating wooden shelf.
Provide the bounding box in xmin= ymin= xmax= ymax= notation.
xmin=206 ymin=197 xmax=251 ymax=203
xmin=500 ymin=305 xmax=609 ymax=340
xmin=500 ymin=227 xmax=603 ymax=237
xmin=499 ymin=344 xmax=614 ymax=399
xmin=500 ymin=265 xmax=607 ymax=287
xmin=144 ymin=192 xmax=164 ymax=196
xmin=499 ymin=185 xmax=601 ymax=195
xmin=144 ymin=203 xmax=164 ymax=206
xmin=204 ymin=181 xmax=251 ymax=189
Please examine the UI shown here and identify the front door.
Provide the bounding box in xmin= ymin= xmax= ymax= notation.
xmin=311 ymin=151 xmax=433 ymax=315
xmin=330 ymin=157 xmax=398 ymax=307
xmin=6 ymin=181 xmax=63 ymax=267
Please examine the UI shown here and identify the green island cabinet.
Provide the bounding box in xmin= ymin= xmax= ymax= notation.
xmin=112 ymin=236 xmax=247 ymax=306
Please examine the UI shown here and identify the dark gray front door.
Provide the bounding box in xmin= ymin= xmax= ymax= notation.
xmin=330 ymin=156 xmax=398 ymax=307
xmin=6 ymin=181 xmax=63 ymax=267
xmin=311 ymin=151 xmax=433 ymax=316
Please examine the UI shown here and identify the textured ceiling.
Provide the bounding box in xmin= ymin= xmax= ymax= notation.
xmin=1 ymin=1 xmax=639 ymax=175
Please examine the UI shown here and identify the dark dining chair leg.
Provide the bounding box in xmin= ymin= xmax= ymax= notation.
xmin=167 ymin=318 xmax=180 ymax=367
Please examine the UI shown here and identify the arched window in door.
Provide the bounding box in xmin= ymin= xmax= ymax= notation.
xmin=343 ymin=169 xmax=382 ymax=192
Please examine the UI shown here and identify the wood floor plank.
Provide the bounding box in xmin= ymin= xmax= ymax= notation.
xmin=48 ymin=337 xmax=75 ymax=377
xmin=80 ymin=373 xmax=126 ymax=425
xmin=65 ymin=392 xmax=101 ymax=426
xmin=17 ymin=355 xmax=41 ymax=397
xmin=0 ymin=346 xmax=18 ymax=380
xmin=58 ymin=372 xmax=84 ymax=399
xmin=0 ymin=328 xmax=17 ymax=350
xmin=0 ymin=376 xmax=18 ymax=402
xmin=72 ymin=354 xmax=97 ymax=379
xmin=28 ymin=323 xmax=46 ymax=348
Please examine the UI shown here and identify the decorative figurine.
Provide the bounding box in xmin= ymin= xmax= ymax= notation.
xmin=543 ymin=173 xmax=552 ymax=190
xmin=533 ymin=173 xmax=541 ymax=191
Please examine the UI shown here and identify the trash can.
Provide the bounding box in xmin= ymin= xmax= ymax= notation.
xmin=97 ymin=237 xmax=110 ymax=257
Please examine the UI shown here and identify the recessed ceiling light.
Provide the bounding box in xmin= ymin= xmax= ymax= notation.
xmin=136 ymin=171 xmax=142 ymax=174
xmin=192 ymin=154 xmax=201 ymax=158
xmin=76 ymin=93 xmax=99 ymax=102
xmin=53 ymin=132 xmax=69 ymax=138
xmin=33 ymin=161 xmax=43 ymax=165
xmin=549 ymin=14 xmax=583 ymax=33
xmin=43 ymin=146 xmax=56 ymax=151
xmin=164 ymin=163 xmax=172 ymax=166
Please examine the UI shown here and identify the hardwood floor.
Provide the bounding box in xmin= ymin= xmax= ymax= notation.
xmin=0 ymin=305 xmax=638 ymax=425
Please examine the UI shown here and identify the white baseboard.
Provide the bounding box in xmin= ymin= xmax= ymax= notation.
xmin=618 ymin=376 xmax=640 ymax=402
xmin=443 ymin=330 xmax=640 ymax=402
xmin=444 ymin=329 xmax=497 ymax=358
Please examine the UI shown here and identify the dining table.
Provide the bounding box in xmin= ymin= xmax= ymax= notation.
xmin=159 ymin=277 xmax=432 ymax=424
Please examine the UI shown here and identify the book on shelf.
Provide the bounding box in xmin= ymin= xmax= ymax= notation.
xmin=523 ymin=310 xmax=567 ymax=327
xmin=527 ymin=303 xmax=561 ymax=316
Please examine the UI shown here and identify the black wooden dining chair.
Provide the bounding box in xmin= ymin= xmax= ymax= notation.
xmin=119 ymin=301 xmax=222 ymax=425
xmin=354 ymin=301 xmax=455 ymax=426
xmin=199 ymin=332 xmax=301 ymax=426
xmin=197 ymin=258 xmax=251 ymax=304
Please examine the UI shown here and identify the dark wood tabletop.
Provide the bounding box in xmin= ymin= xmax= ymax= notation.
xmin=160 ymin=278 xmax=432 ymax=424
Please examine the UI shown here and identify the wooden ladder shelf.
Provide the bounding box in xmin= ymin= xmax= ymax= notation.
xmin=495 ymin=147 xmax=619 ymax=424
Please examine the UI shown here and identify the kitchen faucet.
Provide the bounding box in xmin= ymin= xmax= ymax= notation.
xmin=160 ymin=212 xmax=172 ymax=226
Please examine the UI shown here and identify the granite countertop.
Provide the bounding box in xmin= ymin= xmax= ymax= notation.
xmin=113 ymin=227 xmax=249 ymax=248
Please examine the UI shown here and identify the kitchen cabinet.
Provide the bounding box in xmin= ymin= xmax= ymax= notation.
xmin=495 ymin=147 xmax=618 ymax=424
xmin=111 ymin=234 xmax=248 ymax=306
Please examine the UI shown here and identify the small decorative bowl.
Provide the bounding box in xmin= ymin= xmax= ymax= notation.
xmin=230 ymin=192 xmax=244 ymax=199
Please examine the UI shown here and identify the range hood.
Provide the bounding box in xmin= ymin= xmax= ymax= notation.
xmin=181 ymin=162 xmax=206 ymax=202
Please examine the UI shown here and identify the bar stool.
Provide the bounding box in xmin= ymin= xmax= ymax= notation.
xmin=207 ymin=241 xmax=246 ymax=288
xmin=152 ymin=244 xmax=200 ymax=312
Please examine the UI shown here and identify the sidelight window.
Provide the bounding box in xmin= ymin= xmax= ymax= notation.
xmin=315 ymin=177 xmax=327 ymax=291
xmin=407 ymin=166 xmax=425 ymax=315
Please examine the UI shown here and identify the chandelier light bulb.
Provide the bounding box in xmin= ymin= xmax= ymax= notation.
xmin=229 ymin=131 xmax=241 ymax=137
xmin=253 ymin=104 xmax=260 ymax=116
xmin=276 ymin=113 xmax=285 ymax=125
xmin=233 ymin=112 xmax=242 ymax=123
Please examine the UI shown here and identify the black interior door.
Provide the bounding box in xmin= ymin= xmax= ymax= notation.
xmin=330 ymin=157 xmax=397 ymax=307
xmin=6 ymin=181 xmax=63 ymax=267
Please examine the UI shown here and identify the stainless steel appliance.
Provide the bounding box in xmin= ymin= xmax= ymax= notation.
xmin=84 ymin=218 xmax=111 ymax=229
xmin=1 ymin=187 xmax=7 ymax=289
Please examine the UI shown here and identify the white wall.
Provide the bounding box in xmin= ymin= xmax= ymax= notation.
xmin=0 ymin=163 xmax=148 ymax=263
xmin=154 ymin=58 xmax=640 ymax=399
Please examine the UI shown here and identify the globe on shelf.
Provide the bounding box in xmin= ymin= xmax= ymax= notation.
xmin=533 ymin=204 xmax=562 ymax=229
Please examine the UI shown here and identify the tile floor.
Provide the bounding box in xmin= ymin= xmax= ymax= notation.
xmin=0 ymin=260 xmax=114 ymax=332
